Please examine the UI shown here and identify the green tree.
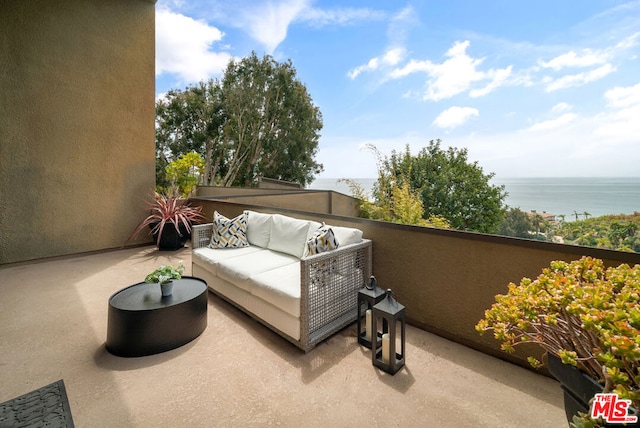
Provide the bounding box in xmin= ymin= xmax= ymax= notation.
xmin=165 ymin=152 xmax=205 ymax=197
xmin=557 ymin=213 xmax=640 ymax=252
xmin=372 ymin=141 xmax=507 ymax=233
xmin=155 ymin=52 xmax=323 ymax=188
xmin=220 ymin=53 xmax=323 ymax=186
xmin=339 ymin=177 xmax=450 ymax=229
xmin=498 ymin=208 xmax=532 ymax=238
xmin=156 ymin=79 xmax=226 ymax=186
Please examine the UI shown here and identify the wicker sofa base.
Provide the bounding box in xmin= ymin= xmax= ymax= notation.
xmin=197 ymin=264 xmax=358 ymax=352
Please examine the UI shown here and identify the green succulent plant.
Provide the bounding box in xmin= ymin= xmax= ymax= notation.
xmin=476 ymin=256 xmax=639 ymax=423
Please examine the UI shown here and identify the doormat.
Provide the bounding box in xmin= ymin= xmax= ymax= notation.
xmin=0 ymin=380 xmax=74 ymax=427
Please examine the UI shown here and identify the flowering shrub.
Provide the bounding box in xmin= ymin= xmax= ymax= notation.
xmin=476 ymin=256 xmax=639 ymax=410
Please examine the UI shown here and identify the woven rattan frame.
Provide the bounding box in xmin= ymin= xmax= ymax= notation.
xmin=192 ymin=223 xmax=372 ymax=352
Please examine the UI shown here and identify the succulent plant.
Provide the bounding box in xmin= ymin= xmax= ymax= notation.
xmin=476 ymin=256 xmax=639 ymax=416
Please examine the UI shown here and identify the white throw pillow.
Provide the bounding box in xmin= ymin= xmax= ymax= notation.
xmin=209 ymin=211 xmax=249 ymax=249
xmin=267 ymin=214 xmax=311 ymax=258
xmin=244 ymin=210 xmax=272 ymax=248
xmin=328 ymin=225 xmax=363 ymax=246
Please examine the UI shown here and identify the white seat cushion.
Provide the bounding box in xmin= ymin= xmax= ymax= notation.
xmin=192 ymin=246 xmax=263 ymax=275
xmin=217 ymin=249 xmax=299 ymax=293
xmin=249 ymin=263 xmax=301 ymax=318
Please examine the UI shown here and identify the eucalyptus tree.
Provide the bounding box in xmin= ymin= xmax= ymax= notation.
xmin=219 ymin=52 xmax=323 ymax=186
xmin=155 ymin=52 xmax=323 ymax=188
xmin=156 ymin=80 xmax=225 ymax=186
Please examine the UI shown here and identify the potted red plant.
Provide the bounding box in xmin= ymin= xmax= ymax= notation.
xmin=125 ymin=189 xmax=206 ymax=250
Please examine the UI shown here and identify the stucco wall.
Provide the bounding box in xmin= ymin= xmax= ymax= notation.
xmin=197 ymin=186 xmax=359 ymax=217
xmin=0 ymin=0 xmax=156 ymax=264
xmin=191 ymin=197 xmax=640 ymax=369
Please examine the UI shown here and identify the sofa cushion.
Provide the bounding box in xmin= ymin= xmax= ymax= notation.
xmin=217 ymin=249 xmax=299 ymax=293
xmin=330 ymin=225 xmax=363 ymax=246
xmin=249 ymin=263 xmax=301 ymax=318
xmin=305 ymin=225 xmax=339 ymax=256
xmin=192 ymin=246 xmax=263 ymax=276
xmin=244 ymin=210 xmax=272 ymax=248
xmin=209 ymin=211 xmax=249 ymax=249
xmin=267 ymin=214 xmax=312 ymax=258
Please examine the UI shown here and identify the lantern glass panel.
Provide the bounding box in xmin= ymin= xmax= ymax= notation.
xmin=371 ymin=289 xmax=406 ymax=375
xmin=356 ymin=277 xmax=385 ymax=348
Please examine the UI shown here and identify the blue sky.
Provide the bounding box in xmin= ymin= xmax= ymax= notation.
xmin=156 ymin=0 xmax=640 ymax=179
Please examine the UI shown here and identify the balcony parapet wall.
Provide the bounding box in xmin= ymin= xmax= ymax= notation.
xmin=192 ymin=193 xmax=640 ymax=370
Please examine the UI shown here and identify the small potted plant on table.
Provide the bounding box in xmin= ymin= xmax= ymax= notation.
xmin=476 ymin=256 xmax=639 ymax=427
xmin=145 ymin=263 xmax=185 ymax=297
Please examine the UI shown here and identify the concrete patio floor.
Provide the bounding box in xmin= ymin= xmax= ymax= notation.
xmin=0 ymin=245 xmax=568 ymax=427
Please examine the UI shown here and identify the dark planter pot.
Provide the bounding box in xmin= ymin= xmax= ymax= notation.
xmin=548 ymin=354 xmax=638 ymax=427
xmin=150 ymin=222 xmax=190 ymax=251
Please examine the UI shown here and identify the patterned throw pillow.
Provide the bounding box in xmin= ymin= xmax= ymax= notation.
xmin=305 ymin=225 xmax=339 ymax=255
xmin=209 ymin=211 xmax=249 ymax=249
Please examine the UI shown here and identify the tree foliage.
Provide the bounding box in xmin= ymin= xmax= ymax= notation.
xmin=370 ymin=141 xmax=507 ymax=233
xmin=558 ymin=213 xmax=640 ymax=252
xmin=155 ymin=52 xmax=323 ymax=188
xmin=156 ymin=80 xmax=225 ymax=186
xmin=341 ymin=177 xmax=450 ymax=228
xmin=497 ymin=210 xmax=640 ymax=253
xmin=498 ymin=208 xmax=533 ymax=238
xmin=165 ymin=151 xmax=205 ymax=197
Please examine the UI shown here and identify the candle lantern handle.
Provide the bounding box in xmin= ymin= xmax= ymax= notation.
xmin=386 ymin=288 xmax=398 ymax=306
xmin=366 ymin=275 xmax=377 ymax=290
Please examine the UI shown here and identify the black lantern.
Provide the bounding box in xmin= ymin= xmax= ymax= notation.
xmin=357 ymin=276 xmax=386 ymax=349
xmin=371 ymin=289 xmax=406 ymax=375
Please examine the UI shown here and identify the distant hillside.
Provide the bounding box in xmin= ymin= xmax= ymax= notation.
xmin=557 ymin=212 xmax=640 ymax=252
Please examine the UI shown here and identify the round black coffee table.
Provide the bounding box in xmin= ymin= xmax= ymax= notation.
xmin=106 ymin=276 xmax=207 ymax=357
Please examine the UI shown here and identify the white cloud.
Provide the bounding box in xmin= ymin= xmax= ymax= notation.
xmin=346 ymin=6 xmax=414 ymax=79
xmin=433 ymin=106 xmax=479 ymax=129
xmin=156 ymin=8 xmax=232 ymax=82
xmin=594 ymin=82 xmax=640 ymax=141
xmin=524 ymin=113 xmax=578 ymax=132
xmin=239 ymin=0 xmax=309 ymax=53
xmin=391 ymin=41 xmax=485 ymax=100
xmin=299 ymin=7 xmax=386 ymax=27
xmin=604 ymin=82 xmax=640 ymax=108
xmin=539 ymin=49 xmax=608 ymax=70
xmin=386 ymin=6 xmax=416 ymax=46
xmin=470 ymin=66 xmax=513 ymax=98
xmin=551 ymin=102 xmax=573 ymax=113
xmin=545 ymin=64 xmax=615 ymax=92
xmin=233 ymin=1 xmax=386 ymax=53
xmin=388 ymin=40 xmax=512 ymax=101
xmin=615 ymin=32 xmax=640 ymax=50
xmin=347 ymin=47 xmax=406 ymax=79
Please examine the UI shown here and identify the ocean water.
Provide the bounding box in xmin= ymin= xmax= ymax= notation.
xmin=308 ymin=177 xmax=640 ymax=219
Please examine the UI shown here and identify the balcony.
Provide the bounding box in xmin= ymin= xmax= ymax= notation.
xmin=0 ymin=245 xmax=567 ymax=427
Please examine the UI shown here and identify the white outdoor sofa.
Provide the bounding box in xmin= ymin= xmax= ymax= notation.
xmin=191 ymin=210 xmax=373 ymax=352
